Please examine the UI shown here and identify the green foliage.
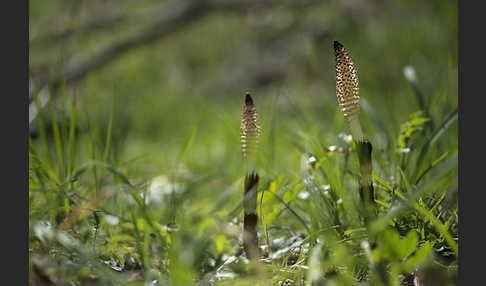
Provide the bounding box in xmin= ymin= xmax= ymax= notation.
xmin=397 ymin=111 xmax=430 ymax=150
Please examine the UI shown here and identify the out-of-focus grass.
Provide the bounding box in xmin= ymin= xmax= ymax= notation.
xmin=29 ymin=0 xmax=457 ymax=285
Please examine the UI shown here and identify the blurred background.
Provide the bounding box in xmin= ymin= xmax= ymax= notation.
xmin=29 ymin=0 xmax=457 ymax=178
xmin=29 ymin=0 xmax=457 ymax=284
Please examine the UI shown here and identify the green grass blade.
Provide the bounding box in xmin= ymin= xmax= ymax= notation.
xmin=429 ymin=109 xmax=458 ymax=147
xmin=372 ymin=173 xmax=394 ymax=193
xmin=412 ymin=109 xmax=458 ymax=183
xmin=33 ymin=84 xmax=52 ymax=171
xmin=104 ymin=164 xmax=134 ymax=188
xmin=415 ymin=148 xmax=456 ymax=184
xmin=49 ymin=92 xmax=64 ymax=178
xmin=68 ymin=96 xmax=77 ymax=177
xmin=272 ymin=192 xmax=311 ymax=234
xmin=60 ymin=81 xmax=68 ymax=162
xmin=103 ymin=98 xmax=114 ymax=162
xmin=399 ymin=168 xmax=412 ymax=192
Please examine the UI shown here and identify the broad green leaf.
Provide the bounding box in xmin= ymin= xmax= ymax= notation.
xmin=407 ymin=241 xmax=432 ymax=268
xmin=400 ymin=231 xmax=419 ymax=258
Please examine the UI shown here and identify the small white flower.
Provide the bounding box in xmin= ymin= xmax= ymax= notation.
xmin=403 ymin=65 xmax=417 ymax=83
xmin=298 ymin=191 xmax=310 ymax=200
xmin=338 ymin=133 xmax=353 ymax=143
xmin=308 ymin=156 xmax=317 ymax=164
xmin=104 ymin=214 xmax=119 ymax=225
xmin=321 ymin=185 xmax=331 ymax=191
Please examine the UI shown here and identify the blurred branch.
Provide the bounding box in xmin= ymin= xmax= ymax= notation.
xmin=60 ymin=0 xmax=206 ymax=86
xmin=30 ymin=0 xmax=318 ymax=46
xmin=29 ymin=0 xmax=322 ymax=124
xmin=215 ymin=20 xmax=330 ymax=92
xmin=30 ymin=0 xmax=206 ymax=124
xmin=210 ymin=0 xmax=320 ymax=11
xmin=49 ymin=0 xmax=320 ymax=86
xmin=30 ymin=0 xmax=138 ymax=45
xmin=30 ymin=12 xmax=126 ymax=45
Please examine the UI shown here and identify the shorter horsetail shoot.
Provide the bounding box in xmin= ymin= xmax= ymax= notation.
xmin=240 ymin=92 xmax=261 ymax=260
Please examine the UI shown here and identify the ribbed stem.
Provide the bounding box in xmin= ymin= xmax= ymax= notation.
xmin=356 ymin=139 xmax=376 ymax=219
xmin=243 ymin=172 xmax=260 ymax=260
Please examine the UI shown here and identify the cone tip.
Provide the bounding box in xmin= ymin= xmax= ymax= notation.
xmin=334 ymin=40 xmax=343 ymax=50
xmin=245 ymin=92 xmax=253 ymax=105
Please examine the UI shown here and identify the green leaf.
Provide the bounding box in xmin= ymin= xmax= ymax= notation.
xmin=382 ymin=230 xmax=402 ymax=260
xmin=214 ymin=234 xmax=228 ymax=254
xmin=397 ymin=111 xmax=430 ymax=149
xmin=284 ymin=183 xmax=303 ymax=202
xmin=407 ymin=241 xmax=432 ymax=268
xmin=264 ymin=204 xmax=282 ymax=225
xmin=400 ymin=231 xmax=418 ymax=258
xmin=377 ymin=230 xmax=418 ymax=261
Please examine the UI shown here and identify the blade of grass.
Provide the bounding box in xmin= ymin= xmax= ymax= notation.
xmin=33 ymin=84 xmax=52 ymax=171
xmin=60 ymin=80 xmax=68 ymax=167
xmin=104 ymin=163 xmax=134 ymax=188
xmin=29 ymin=137 xmax=59 ymax=185
xmin=415 ymin=148 xmax=456 ymax=185
xmin=372 ymin=173 xmax=393 ymax=193
xmin=49 ymin=92 xmax=64 ymax=179
xmin=429 ymin=109 xmax=458 ymax=147
xmin=412 ymin=109 xmax=458 ymax=183
xmin=430 ymin=189 xmax=448 ymax=214
xmin=102 ymin=98 xmax=114 ymax=162
xmin=68 ymin=96 xmax=77 ymax=178
xmin=87 ymin=118 xmax=99 ymax=197
xmin=271 ymin=191 xmax=310 ymax=234
xmin=259 ymin=179 xmax=272 ymax=256
xmin=399 ymin=168 xmax=412 ymax=192
xmin=374 ymin=199 xmax=390 ymax=208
